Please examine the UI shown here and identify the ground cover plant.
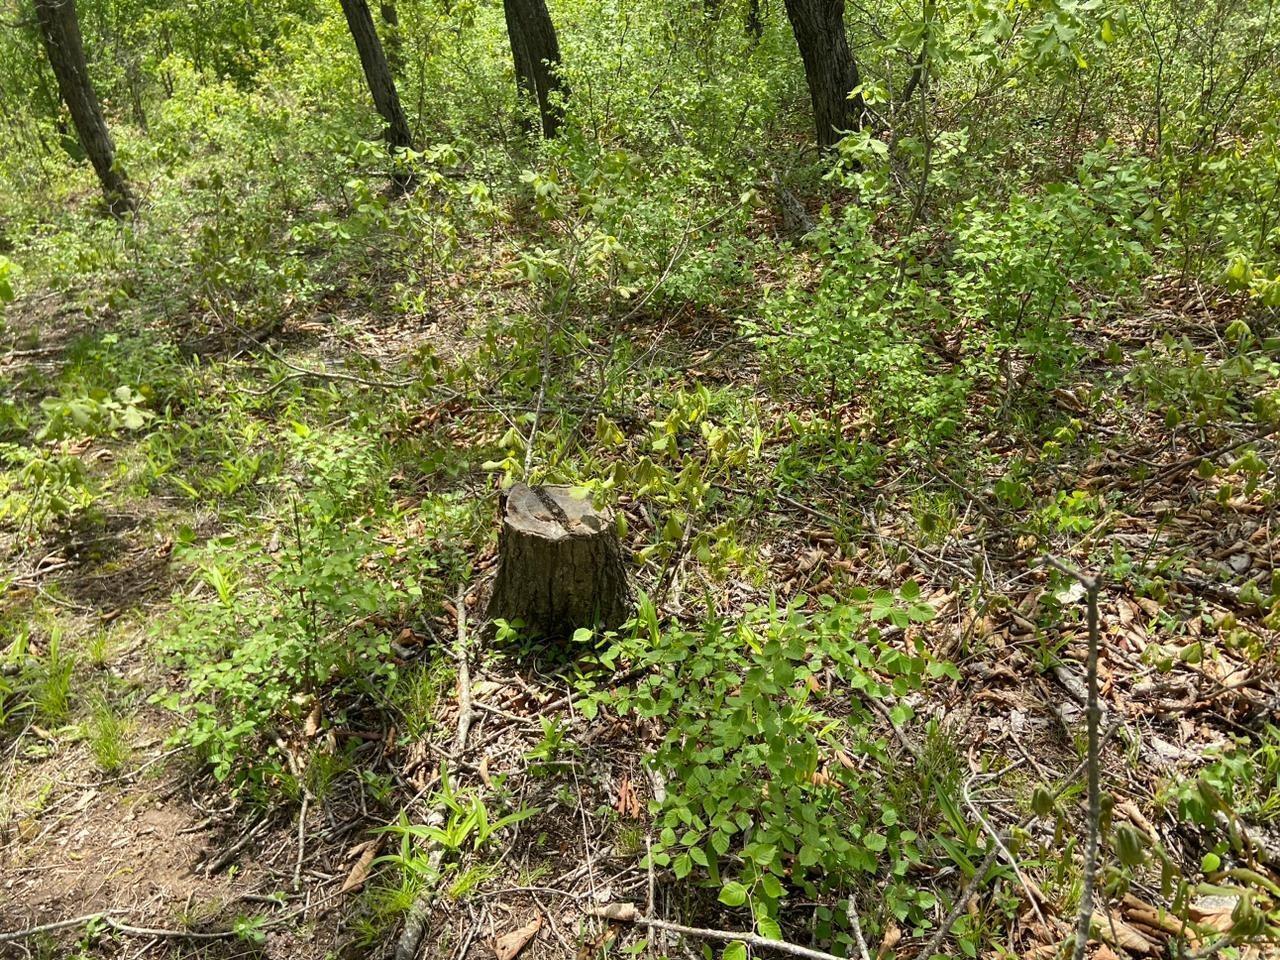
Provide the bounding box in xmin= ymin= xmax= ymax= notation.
xmin=0 ymin=0 xmax=1278 ymax=958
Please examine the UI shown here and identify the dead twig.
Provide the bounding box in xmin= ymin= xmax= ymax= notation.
xmin=200 ymin=811 xmax=269 ymax=875
xmin=1042 ymin=555 xmax=1103 ymax=960
xmin=0 ymin=913 xmax=239 ymax=943
xmin=909 ymin=719 xmax=1123 ymax=960
xmin=586 ymin=903 xmax=850 ymax=960
xmin=246 ymin=343 xmax=422 ymax=397
xmin=452 ymin=585 xmax=475 ymax=757
xmin=292 ymin=792 xmax=310 ymax=893
xmin=866 ymin=695 xmax=923 ymax=761
xmin=846 ymin=894 xmax=873 ymax=960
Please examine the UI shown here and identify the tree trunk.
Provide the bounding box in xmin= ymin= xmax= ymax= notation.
xmin=745 ymin=0 xmax=764 ymax=42
xmin=486 ymin=484 xmax=630 ymax=639
xmin=502 ymin=0 xmax=566 ymax=138
xmin=33 ymin=0 xmax=135 ymax=216
xmin=338 ymin=0 xmax=412 ymax=152
xmin=379 ymin=1 xmax=403 ymax=77
xmin=782 ymin=0 xmax=866 ymax=149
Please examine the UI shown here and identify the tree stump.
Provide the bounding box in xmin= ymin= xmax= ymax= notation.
xmin=486 ymin=483 xmax=630 ymax=638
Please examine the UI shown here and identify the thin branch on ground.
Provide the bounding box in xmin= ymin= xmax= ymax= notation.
xmin=0 ymin=913 xmax=238 ymax=943
xmin=451 ymin=585 xmax=474 ymax=757
xmin=909 ymin=719 xmax=1123 ymax=960
xmin=247 ymin=343 xmax=422 ymax=396
xmin=587 ymin=903 xmax=852 ymax=960
xmin=292 ymin=792 xmax=310 ymax=892
xmin=1043 ymin=555 xmax=1103 ymax=960
xmin=199 ymin=811 xmax=269 ymax=875
xmin=846 ymin=894 xmax=873 ymax=960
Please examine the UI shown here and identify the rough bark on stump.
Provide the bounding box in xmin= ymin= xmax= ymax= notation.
xmin=486 ymin=484 xmax=629 ymax=638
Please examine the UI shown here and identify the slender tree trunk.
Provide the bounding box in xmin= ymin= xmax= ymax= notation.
xmin=782 ymin=0 xmax=866 ymax=149
xmin=502 ymin=0 xmax=566 ymax=138
xmin=379 ymin=1 xmax=403 ymax=76
xmin=127 ymin=58 xmax=148 ymax=133
xmin=338 ymin=0 xmax=412 ymax=152
xmin=33 ymin=0 xmax=135 ymax=215
xmin=745 ymin=0 xmax=764 ymax=42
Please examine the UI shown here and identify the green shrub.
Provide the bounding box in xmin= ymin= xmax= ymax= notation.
xmin=589 ymin=589 xmax=960 ymax=945
xmin=156 ymin=493 xmax=440 ymax=785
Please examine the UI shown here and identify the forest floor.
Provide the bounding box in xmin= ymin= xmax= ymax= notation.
xmin=1 ymin=208 xmax=1278 ymax=960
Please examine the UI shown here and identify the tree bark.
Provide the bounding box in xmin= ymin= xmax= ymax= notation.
xmin=782 ymin=0 xmax=866 ymax=149
xmin=486 ymin=484 xmax=630 ymax=639
xmin=338 ymin=0 xmax=412 ymax=152
xmin=33 ymin=0 xmax=135 ymax=216
xmin=745 ymin=0 xmax=764 ymax=42
xmin=502 ymin=0 xmax=567 ymax=138
xmin=379 ymin=1 xmax=403 ymax=77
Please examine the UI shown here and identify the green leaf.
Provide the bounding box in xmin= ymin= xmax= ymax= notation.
xmin=908 ymin=603 xmax=935 ymax=622
xmin=760 ymin=873 xmax=784 ymax=900
xmin=863 ymin=832 xmax=888 ymax=852
xmin=719 ymin=881 xmax=749 ymax=907
xmin=722 ymin=943 xmax=747 ymax=960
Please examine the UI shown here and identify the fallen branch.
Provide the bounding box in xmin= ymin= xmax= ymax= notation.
xmin=910 ymin=841 xmax=1004 ymax=960
xmin=200 ymin=811 xmax=269 ymax=875
xmin=586 ymin=903 xmax=848 ymax=960
xmin=1154 ymin=425 xmax=1279 ymax=483
xmin=1043 ymin=556 xmax=1103 ymax=960
xmin=846 ymin=894 xmax=873 ymax=960
xmin=246 ymin=343 xmax=424 ymax=397
xmin=0 ymin=912 xmax=239 ymax=943
xmin=1 ymin=857 xmax=364 ymax=945
xmin=292 ymin=792 xmax=310 ymax=892
xmin=451 ymin=585 xmax=475 ymax=756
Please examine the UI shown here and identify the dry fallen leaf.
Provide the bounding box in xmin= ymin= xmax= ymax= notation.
xmin=304 ymin=701 xmax=322 ymax=739
xmin=493 ymin=916 xmax=543 ymax=960
xmin=1115 ymin=803 xmax=1159 ymax=843
xmin=614 ymin=777 xmax=643 ymax=818
xmin=876 ymin=920 xmax=901 ymax=959
xmin=1092 ymin=910 xmax=1155 ymax=954
xmin=339 ymin=839 xmax=381 ymax=894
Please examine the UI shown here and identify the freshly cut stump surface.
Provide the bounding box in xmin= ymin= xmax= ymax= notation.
xmin=485 ymin=483 xmax=630 ymax=638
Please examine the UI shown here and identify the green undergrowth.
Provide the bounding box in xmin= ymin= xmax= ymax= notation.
xmin=578 ymin=591 xmax=973 ymax=949
xmin=2 ymin=0 xmax=1279 ymax=954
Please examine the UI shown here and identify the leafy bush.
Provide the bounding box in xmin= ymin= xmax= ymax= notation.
xmin=752 ymin=148 xmax=1153 ymax=450
xmin=156 ymin=492 xmax=442 ymax=785
xmin=590 ymin=589 xmax=960 ymax=945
